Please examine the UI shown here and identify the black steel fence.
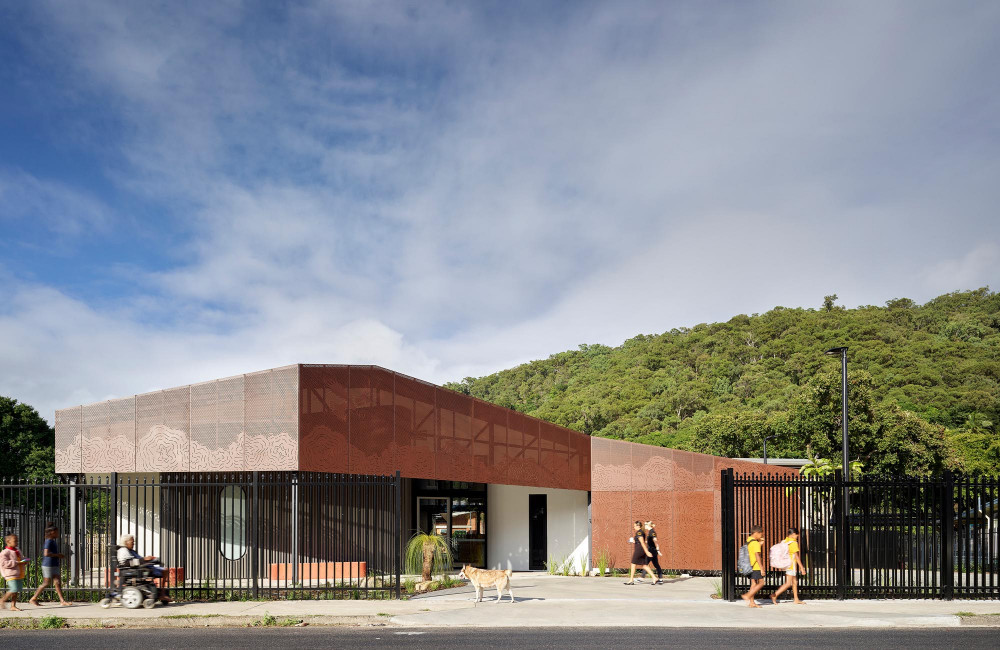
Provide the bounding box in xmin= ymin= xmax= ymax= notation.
xmin=0 ymin=471 xmax=402 ymax=600
xmin=720 ymin=470 xmax=1000 ymax=600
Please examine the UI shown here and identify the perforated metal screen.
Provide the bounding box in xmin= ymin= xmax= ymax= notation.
xmin=299 ymin=365 xmax=589 ymax=490
xmin=60 ymin=365 xmax=298 ymax=473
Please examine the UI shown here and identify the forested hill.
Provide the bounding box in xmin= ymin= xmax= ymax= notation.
xmin=445 ymin=289 xmax=1000 ymax=477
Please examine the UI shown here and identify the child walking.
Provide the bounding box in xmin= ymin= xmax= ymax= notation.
xmin=740 ymin=525 xmax=766 ymax=608
xmin=29 ymin=524 xmax=71 ymax=607
xmin=770 ymin=527 xmax=807 ymax=605
xmin=0 ymin=534 xmax=30 ymax=611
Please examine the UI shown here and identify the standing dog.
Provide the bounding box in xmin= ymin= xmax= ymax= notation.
xmin=458 ymin=565 xmax=514 ymax=603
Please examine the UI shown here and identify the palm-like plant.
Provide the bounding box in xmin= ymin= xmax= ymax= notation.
xmin=799 ymin=445 xmax=863 ymax=478
xmin=405 ymin=533 xmax=453 ymax=582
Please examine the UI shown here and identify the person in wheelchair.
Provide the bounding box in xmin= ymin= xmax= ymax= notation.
xmin=116 ymin=534 xmax=170 ymax=604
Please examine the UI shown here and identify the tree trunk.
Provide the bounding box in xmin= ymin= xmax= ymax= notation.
xmin=422 ymin=544 xmax=433 ymax=582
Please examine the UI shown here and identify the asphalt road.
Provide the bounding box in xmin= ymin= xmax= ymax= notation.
xmin=3 ymin=627 xmax=998 ymax=649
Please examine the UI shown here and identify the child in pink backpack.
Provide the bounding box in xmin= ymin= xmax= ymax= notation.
xmin=770 ymin=527 xmax=807 ymax=604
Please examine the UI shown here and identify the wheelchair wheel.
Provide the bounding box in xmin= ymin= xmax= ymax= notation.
xmin=121 ymin=586 xmax=144 ymax=609
xmin=142 ymin=598 xmax=156 ymax=609
xmin=99 ymin=598 xmax=113 ymax=609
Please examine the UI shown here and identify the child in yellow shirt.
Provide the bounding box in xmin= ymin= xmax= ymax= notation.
xmin=741 ymin=525 xmax=766 ymax=607
xmin=771 ymin=527 xmax=807 ymax=604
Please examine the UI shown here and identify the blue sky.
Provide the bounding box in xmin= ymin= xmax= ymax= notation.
xmin=1 ymin=0 xmax=999 ymax=422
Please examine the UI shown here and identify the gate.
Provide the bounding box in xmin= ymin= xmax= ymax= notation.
xmin=0 ymin=471 xmax=402 ymax=600
xmin=720 ymin=470 xmax=1000 ymax=600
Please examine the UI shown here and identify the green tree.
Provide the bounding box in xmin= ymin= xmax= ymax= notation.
xmin=0 ymin=397 xmax=56 ymax=479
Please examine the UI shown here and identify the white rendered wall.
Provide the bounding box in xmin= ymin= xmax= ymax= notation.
xmin=487 ymin=484 xmax=589 ymax=572
xmin=88 ymin=473 xmax=163 ymax=557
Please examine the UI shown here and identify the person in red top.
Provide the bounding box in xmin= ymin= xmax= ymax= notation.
xmin=0 ymin=534 xmax=30 ymax=611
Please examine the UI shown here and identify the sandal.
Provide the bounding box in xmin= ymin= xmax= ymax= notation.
xmin=623 ymin=581 xmax=635 ymax=585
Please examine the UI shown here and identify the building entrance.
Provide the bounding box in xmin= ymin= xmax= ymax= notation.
xmin=414 ymin=481 xmax=486 ymax=568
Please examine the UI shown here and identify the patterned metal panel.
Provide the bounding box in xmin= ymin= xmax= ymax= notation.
xmin=164 ymin=386 xmax=191 ymax=471
xmin=435 ymin=387 xmax=474 ymax=482
xmin=54 ymin=406 xmax=82 ymax=473
xmin=393 ymin=373 xmax=436 ymax=479
xmin=568 ymin=429 xmax=590 ymax=491
xmin=506 ymin=412 xmax=539 ymax=486
xmin=539 ymin=421 xmax=568 ymax=489
xmin=299 ymin=365 xmax=349 ymax=473
xmin=81 ymin=401 xmax=108 ymax=473
xmin=136 ymin=389 xmax=190 ymax=472
xmin=107 ymin=397 xmax=136 ymax=471
xmin=470 ymin=400 xmax=496 ymax=484
xmin=189 ymin=380 xmax=217 ymax=471
xmin=487 ymin=403 xmax=509 ymax=484
xmin=349 ymin=366 xmax=381 ymax=475
xmin=369 ymin=366 xmax=396 ymax=473
xmin=245 ymin=366 xmax=298 ymax=471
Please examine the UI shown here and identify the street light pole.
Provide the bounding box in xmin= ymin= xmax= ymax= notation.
xmin=825 ymin=345 xmax=850 ymax=597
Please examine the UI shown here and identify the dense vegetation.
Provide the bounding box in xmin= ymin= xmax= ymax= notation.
xmin=0 ymin=397 xmax=56 ymax=479
xmin=447 ymin=289 xmax=1000 ymax=477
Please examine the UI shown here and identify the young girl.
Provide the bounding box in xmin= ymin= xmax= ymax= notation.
xmin=29 ymin=524 xmax=71 ymax=607
xmin=0 ymin=534 xmax=30 ymax=611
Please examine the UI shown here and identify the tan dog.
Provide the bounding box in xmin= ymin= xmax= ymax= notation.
xmin=458 ymin=565 xmax=514 ymax=603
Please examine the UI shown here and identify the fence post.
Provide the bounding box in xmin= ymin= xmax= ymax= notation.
xmin=835 ymin=469 xmax=847 ymax=600
xmin=720 ymin=468 xmax=736 ymax=601
xmin=69 ymin=478 xmax=78 ymax=587
xmin=395 ymin=471 xmax=402 ymax=599
xmin=941 ymin=472 xmax=955 ymax=600
xmin=251 ymin=471 xmax=259 ymax=600
xmin=291 ymin=473 xmax=299 ymax=586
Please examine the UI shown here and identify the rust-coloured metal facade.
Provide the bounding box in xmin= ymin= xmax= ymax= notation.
xmin=298 ymin=365 xmax=590 ymax=491
xmin=54 ymin=363 xmax=790 ymax=571
xmin=590 ymin=437 xmax=798 ymax=570
xmin=55 ymin=365 xmax=298 ymax=473
xmin=54 ymin=364 xmax=590 ymax=492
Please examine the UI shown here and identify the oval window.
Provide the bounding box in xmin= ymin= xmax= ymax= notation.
xmin=220 ymin=486 xmax=247 ymax=561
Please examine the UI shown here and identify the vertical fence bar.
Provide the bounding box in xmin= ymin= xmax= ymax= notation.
xmin=251 ymin=471 xmax=259 ymax=599
xmin=942 ymin=472 xmax=955 ymax=600
xmin=720 ymin=468 xmax=735 ymax=601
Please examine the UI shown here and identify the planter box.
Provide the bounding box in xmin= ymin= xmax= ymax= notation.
xmin=268 ymin=562 xmax=366 ymax=581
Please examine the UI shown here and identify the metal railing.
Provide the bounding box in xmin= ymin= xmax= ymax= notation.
xmin=0 ymin=471 xmax=402 ymax=600
xmin=721 ymin=470 xmax=1000 ymax=600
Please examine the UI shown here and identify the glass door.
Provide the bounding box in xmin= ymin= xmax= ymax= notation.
xmin=417 ymin=496 xmax=450 ymax=538
xmin=450 ymin=496 xmax=486 ymax=568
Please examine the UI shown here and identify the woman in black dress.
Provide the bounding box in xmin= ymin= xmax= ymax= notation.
xmin=624 ymin=520 xmax=658 ymax=585
xmin=645 ymin=521 xmax=663 ymax=584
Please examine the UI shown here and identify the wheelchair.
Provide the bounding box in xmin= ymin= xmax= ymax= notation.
xmin=99 ymin=559 xmax=163 ymax=609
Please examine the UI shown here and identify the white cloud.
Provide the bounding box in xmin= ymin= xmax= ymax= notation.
xmin=2 ymin=1 xmax=999 ymax=421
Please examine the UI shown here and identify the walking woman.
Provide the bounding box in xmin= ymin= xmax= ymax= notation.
xmin=29 ymin=523 xmax=71 ymax=607
xmin=644 ymin=521 xmax=663 ymax=584
xmin=624 ymin=521 xmax=658 ymax=585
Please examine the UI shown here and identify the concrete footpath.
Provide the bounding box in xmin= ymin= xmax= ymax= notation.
xmin=5 ymin=575 xmax=999 ymax=629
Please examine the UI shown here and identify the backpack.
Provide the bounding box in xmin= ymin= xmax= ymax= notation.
xmin=737 ymin=544 xmax=753 ymax=576
xmin=769 ymin=540 xmax=791 ymax=569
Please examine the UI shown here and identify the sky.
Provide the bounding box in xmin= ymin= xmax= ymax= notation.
xmin=1 ymin=0 xmax=999 ymax=423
